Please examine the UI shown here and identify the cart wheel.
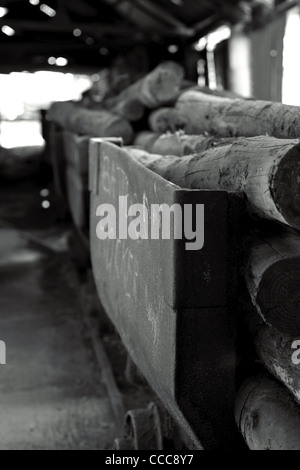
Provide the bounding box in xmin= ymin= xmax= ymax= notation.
xmin=113 ymin=437 xmax=135 ymax=450
xmin=122 ymin=402 xmax=163 ymax=450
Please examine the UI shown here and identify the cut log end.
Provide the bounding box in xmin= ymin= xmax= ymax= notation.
xmin=257 ymin=258 xmax=300 ymax=335
xmin=105 ymin=119 xmax=133 ymax=145
xmin=149 ymin=62 xmax=184 ymax=103
xmin=148 ymin=108 xmax=171 ymax=133
xmin=111 ymin=99 xmax=144 ymax=122
xmin=167 ymin=110 xmax=190 ymax=132
xmin=235 ymin=374 xmax=300 ymax=450
xmin=273 ymin=144 xmax=300 ymax=230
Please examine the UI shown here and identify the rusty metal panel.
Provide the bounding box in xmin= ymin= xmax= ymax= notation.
xmin=89 ymin=140 xmax=238 ymax=449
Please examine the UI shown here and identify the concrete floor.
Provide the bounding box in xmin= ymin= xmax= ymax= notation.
xmin=0 ymin=180 xmax=116 ymax=450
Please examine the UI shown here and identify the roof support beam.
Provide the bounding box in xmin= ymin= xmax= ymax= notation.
xmin=0 ymin=17 xmax=193 ymax=40
xmin=131 ymin=0 xmax=192 ymax=30
xmin=99 ymin=0 xmax=194 ymax=37
xmin=0 ymin=18 xmax=139 ymax=37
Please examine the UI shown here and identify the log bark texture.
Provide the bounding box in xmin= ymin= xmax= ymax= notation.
xmin=247 ymin=311 xmax=300 ymax=403
xmin=104 ymin=97 xmax=144 ymax=122
xmin=148 ymin=108 xmax=190 ymax=133
xmin=195 ymin=85 xmax=249 ymax=100
xmin=152 ymin=133 xmax=236 ymax=157
xmin=133 ymin=132 xmax=236 ymax=156
xmin=48 ymin=101 xmax=133 ymax=144
xmin=235 ymin=374 xmax=300 ymax=450
xmin=167 ymin=83 xmax=248 ymax=106
xmin=176 ymin=90 xmax=300 ymax=139
xmin=130 ymin=136 xmax=300 ymax=229
xmin=106 ymin=61 xmax=184 ymax=110
xmin=129 ymin=147 xmax=175 ymax=170
xmin=133 ymin=132 xmax=161 ymax=152
xmin=246 ymin=231 xmax=300 ymax=335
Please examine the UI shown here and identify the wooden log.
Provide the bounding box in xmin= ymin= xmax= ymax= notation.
xmin=130 ymin=136 xmax=300 ymax=230
xmin=245 ymin=231 xmax=300 ymax=335
xmin=176 ymin=90 xmax=300 ymax=139
xmin=128 ymin=147 xmax=175 ymax=175
xmin=148 ymin=108 xmax=190 ymax=133
xmin=247 ymin=311 xmax=300 ymax=403
xmin=108 ymin=61 xmax=184 ymax=110
xmin=110 ymin=99 xmax=144 ymax=122
xmin=87 ymin=88 xmax=144 ymax=122
xmin=152 ymin=132 xmax=188 ymax=155
xmin=166 ymin=83 xmax=248 ymax=107
xmin=133 ymin=132 xmax=236 ymax=156
xmin=148 ymin=108 xmax=170 ymax=133
xmin=102 ymin=97 xmax=145 ymax=122
xmin=48 ymin=101 xmax=133 ymax=144
xmin=196 ymin=86 xmax=249 ymax=100
xmin=133 ymin=132 xmax=160 ymax=152
xmin=235 ymin=374 xmax=300 ymax=450
xmin=152 ymin=133 xmax=236 ymax=157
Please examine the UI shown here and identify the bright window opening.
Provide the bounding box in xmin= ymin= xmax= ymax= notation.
xmin=282 ymin=6 xmax=300 ymax=105
xmin=0 ymin=71 xmax=92 ymax=148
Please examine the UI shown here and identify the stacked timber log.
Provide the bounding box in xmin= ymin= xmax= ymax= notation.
xmin=131 ymin=136 xmax=300 ymax=230
xmin=245 ymin=230 xmax=300 ymax=335
xmin=175 ymin=90 xmax=300 ymax=138
xmin=48 ymin=59 xmax=300 ymax=450
xmin=48 ymin=62 xmax=252 ymax=148
xmin=151 ymin=133 xmax=236 ymax=156
xmin=102 ymin=61 xmax=184 ymax=115
xmin=148 ymin=108 xmax=190 ymax=133
xmin=235 ymin=374 xmax=300 ymax=450
xmin=48 ymin=101 xmax=134 ymax=145
xmin=125 ymin=88 xmax=300 ymax=450
xmin=48 ymin=61 xmax=187 ymax=144
xmin=245 ymin=303 xmax=300 ymax=404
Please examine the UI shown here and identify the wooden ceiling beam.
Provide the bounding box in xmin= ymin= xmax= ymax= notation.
xmin=64 ymin=0 xmax=99 ymax=17
xmin=192 ymin=13 xmax=222 ymax=37
xmin=99 ymin=0 xmax=194 ymax=37
xmin=0 ymin=18 xmax=193 ymax=40
xmin=131 ymin=0 xmax=192 ymax=30
xmin=0 ymin=41 xmax=107 ymax=51
xmin=0 ymin=18 xmax=138 ymax=37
